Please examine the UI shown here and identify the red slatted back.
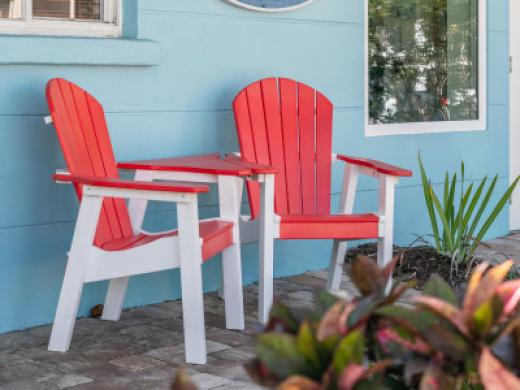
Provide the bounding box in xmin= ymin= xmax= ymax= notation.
xmin=47 ymin=78 xmax=134 ymax=247
xmin=233 ymin=78 xmax=333 ymax=219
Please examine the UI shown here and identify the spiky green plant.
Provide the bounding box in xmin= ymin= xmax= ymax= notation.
xmin=419 ymin=155 xmax=519 ymax=277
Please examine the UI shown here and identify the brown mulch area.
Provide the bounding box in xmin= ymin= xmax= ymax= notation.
xmin=345 ymin=243 xmax=477 ymax=289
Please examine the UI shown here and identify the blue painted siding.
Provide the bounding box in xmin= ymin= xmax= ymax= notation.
xmin=0 ymin=0 xmax=510 ymax=333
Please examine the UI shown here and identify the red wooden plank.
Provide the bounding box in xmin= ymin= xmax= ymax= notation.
xmin=72 ymin=85 xmax=126 ymax=241
xmin=53 ymin=79 xmax=117 ymax=245
xmin=279 ymin=214 xmax=379 ymax=240
xmin=233 ymin=89 xmax=260 ymax=219
xmin=298 ymin=82 xmax=316 ymax=215
xmin=315 ymin=92 xmax=333 ymax=215
xmin=260 ymin=78 xmax=288 ymax=215
xmin=337 ymin=155 xmax=413 ymax=177
xmin=53 ymin=174 xmax=210 ymax=193
xmin=246 ymin=82 xmax=270 ymax=165
xmin=279 ymin=78 xmax=302 ymax=215
xmin=224 ymin=154 xmax=277 ymax=174
xmin=117 ymin=156 xmax=252 ymax=176
xmin=86 ymin=90 xmax=134 ymax=240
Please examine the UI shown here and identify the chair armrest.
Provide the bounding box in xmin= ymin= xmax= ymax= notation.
xmin=336 ymin=154 xmax=412 ymax=177
xmin=117 ymin=153 xmax=253 ymax=177
xmin=224 ymin=154 xmax=277 ymax=175
xmin=53 ymin=174 xmax=209 ymax=193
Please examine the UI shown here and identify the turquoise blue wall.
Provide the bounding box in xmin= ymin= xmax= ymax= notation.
xmin=0 ymin=0 xmax=510 ymax=333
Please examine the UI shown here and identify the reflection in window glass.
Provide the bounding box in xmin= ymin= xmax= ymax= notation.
xmin=0 ymin=0 xmax=22 ymax=18
xmin=369 ymin=0 xmax=479 ymax=124
xmin=33 ymin=0 xmax=101 ymax=20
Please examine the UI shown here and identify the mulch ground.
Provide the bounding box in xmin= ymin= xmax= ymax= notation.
xmin=345 ymin=243 xmax=478 ymax=290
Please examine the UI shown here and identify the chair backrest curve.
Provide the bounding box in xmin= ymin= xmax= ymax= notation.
xmin=46 ymin=78 xmax=134 ymax=247
xmin=233 ymin=77 xmax=333 ymax=219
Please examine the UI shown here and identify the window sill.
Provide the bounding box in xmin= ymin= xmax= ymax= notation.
xmin=0 ymin=35 xmax=160 ymax=66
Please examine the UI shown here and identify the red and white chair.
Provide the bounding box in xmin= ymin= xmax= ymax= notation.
xmin=45 ymin=78 xmax=245 ymax=364
xmin=231 ymin=78 xmax=413 ymax=323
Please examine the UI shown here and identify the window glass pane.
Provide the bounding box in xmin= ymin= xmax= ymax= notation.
xmin=0 ymin=0 xmax=22 ymax=19
xmin=33 ymin=0 xmax=101 ymax=20
xmin=369 ymin=0 xmax=479 ymax=124
xmin=75 ymin=0 xmax=100 ymax=20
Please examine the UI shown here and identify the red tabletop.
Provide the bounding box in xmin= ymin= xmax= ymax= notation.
xmin=118 ymin=153 xmax=277 ymax=177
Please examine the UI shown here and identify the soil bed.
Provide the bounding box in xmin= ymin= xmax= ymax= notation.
xmin=345 ymin=243 xmax=477 ymax=289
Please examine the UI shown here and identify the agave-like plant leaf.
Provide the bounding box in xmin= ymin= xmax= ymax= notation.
xmin=256 ymin=333 xmax=308 ymax=379
xmin=333 ymin=330 xmax=365 ymax=375
xmin=423 ymin=274 xmax=459 ymax=306
xmin=278 ymin=376 xmax=323 ymax=390
xmin=479 ymin=347 xmax=520 ymax=390
xmin=470 ymin=177 xmax=520 ymax=256
xmin=346 ymin=296 xmax=378 ymax=329
xmin=419 ymin=155 xmax=441 ymax=250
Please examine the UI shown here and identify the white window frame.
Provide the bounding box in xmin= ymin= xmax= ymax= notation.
xmin=0 ymin=0 xmax=121 ymax=37
xmin=364 ymin=0 xmax=487 ymax=137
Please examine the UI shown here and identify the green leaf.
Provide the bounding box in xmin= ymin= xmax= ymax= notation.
xmin=469 ymin=176 xmax=520 ymax=258
xmin=268 ymin=302 xmax=300 ymax=334
xmin=423 ymin=274 xmax=459 ymax=306
xmin=375 ymin=305 xmax=436 ymax=332
xmin=419 ymin=155 xmax=441 ymax=250
xmin=471 ymin=295 xmax=503 ymax=339
xmin=347 ymin=296 xmax=378 ymax=329
xmin=256 ymin=333 xmax=307 ymax=379
xmin=430 ymin=188 xmax=455 ymax=252
xmin=333 ymin=330 xmax=365 ymax=375
xmin=297 ymin=322 xmax=321 ymax=374
xmin=466 ymin=175 xmax=498 ymax=244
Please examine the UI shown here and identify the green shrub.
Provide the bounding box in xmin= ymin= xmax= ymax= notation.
xmin=419 ymin=155 xmax=519 ymax=276
xmin=247 ymin=257 xmax=520 ymax=389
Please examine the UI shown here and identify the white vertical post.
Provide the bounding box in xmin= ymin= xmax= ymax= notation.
xmin=127 ymin=170 xmax=153 ymax=234
xmin=69 ymin=0 xmax=75 ymax=19
xmin=102 ymin=170 xmax=153 ymax=321
xmin=258 ymin=174 xmax=275 ymax=324
xmin=177 ymin=197 xmax=207 ymax=364
xmin=49 ymin=195 xmax=103 ymax=352
xmin=217 ymin=176 xmax=245 ymax=330
xmin=377 ymin=175 xmax=398 ymax=292
xmin=327 ymin=164 xmax=359 ymax=290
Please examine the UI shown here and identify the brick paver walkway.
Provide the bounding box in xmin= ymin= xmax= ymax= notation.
xmin=1 ymin=235 xmax=519 ymax=389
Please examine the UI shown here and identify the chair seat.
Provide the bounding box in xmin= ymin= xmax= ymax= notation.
xmin=279 ymin=214 xmax=379 ymax=240
xmin=99 ymin=220 xmax=234 ymax=261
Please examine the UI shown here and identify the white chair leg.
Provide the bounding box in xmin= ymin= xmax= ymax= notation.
xmin=259 ymin=174 xmax=275 ymax=324
xmin=218 ymin=177 xmax=244 ymax=300
xmin=377 ymin=176 xmax=398 ymax=292
xmin=177 ymin=199 xmax=207 ymax=365
xmin=49 ymin=195 xmax=103 ymax=352
xmin=327 ymin=165 xmax=359 ymax=291
xmin=218 ymin=176 xmax=245 ymax=330
xmin=101 ymin=277 xmax=129 ymax=321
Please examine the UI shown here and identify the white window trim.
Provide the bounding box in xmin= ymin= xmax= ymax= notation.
xmin=0 ymin=0 xmax=121 ymax=38
xmin=364 ymin=0 xmax=487 ymax=137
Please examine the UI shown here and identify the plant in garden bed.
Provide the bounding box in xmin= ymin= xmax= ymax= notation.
xmin=419 ymin=155 xmax=519 ymax=281
xmin=247 ymin=256 xmax=520 ymax=389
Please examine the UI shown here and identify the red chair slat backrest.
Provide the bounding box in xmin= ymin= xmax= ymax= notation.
xmin=233 ymin=78 xmax=334 ymax=219
xmin=47 ymin=78 xmax=134 ymax=247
